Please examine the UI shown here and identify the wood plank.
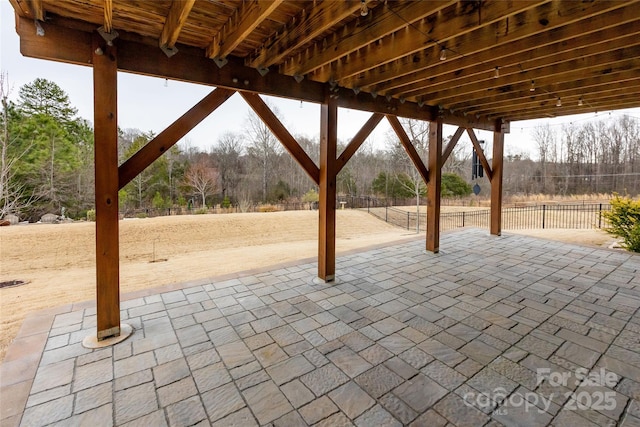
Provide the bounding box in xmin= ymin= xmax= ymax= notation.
xmin=426 ymin=119 xmax=443 ymax=253
xmin=247 ymin=0 xmax=363 ymax=68
xmin=281 ymin=1 xmax=453 ymax=77
xmin=159 ymin=0 xmax=195 ymax=49
xmin=8 ymin=0 xmax=31 ymax=18
xmin=240 ymin=91 xmax=320 ymax=185
xmin=466 ymin=129 xmax=493 ymax=181
xmin=441 ymin=127 xmax=464 ymax=165
xmin=15 ymin=17 xmax=503 ymax=132
xmin=318 ymin=0 xmax=543 ymax=83
xmin=336 ymin=113 xmax=383 ymax=174
xmin=491 ymin=131 xmax=504 ymax=236
xmin=386 ymin=115 xmax=429 ymax=185
xmin=93 ymin=33 xmax=120 ymax=340
xmin=318 ymin=96 xmax=338 ymax=282
xmin=207 ymin=0 xmax=283 ymax=59
xmin=119 ymin=88 xmax=235 ymax=189
xmin=103 ymin=0 xmax=113 ymax=33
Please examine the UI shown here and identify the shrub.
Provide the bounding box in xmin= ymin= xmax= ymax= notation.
xmin=602 ymin=195 xmax=640 ymax=252
xmin=442 ymin=173 xmax=472 ymax=197
xmin=222 ymin=195 xmax=232 ymax=209
xmin=258 ymin=204 xmax=279 ymax=213
xmin=302 ymin=189 xmax=319 ymax=203
xmin=86 ymin=209 xmax=96 ymax=222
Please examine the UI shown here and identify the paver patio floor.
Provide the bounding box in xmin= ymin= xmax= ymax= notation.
xmin=2 ymin=228 xmax=640 ymax=427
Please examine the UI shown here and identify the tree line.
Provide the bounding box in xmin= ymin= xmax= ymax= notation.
xmin=2 ymin=77 xmax=638 ymax=222
xmin=504 ymin=118 xmax=640 ymax=197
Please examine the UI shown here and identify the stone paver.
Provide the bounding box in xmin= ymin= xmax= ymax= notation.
xmin=6 ymin=229 xmax=640 ymax=427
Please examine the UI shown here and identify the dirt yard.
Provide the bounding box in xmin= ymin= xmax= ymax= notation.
xmin=0 ymin=209 xmax=619 ymax=361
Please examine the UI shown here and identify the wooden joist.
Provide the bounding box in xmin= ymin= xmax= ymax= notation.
xmin=247 ymin=0 xmax=364 ymax=69
xmin=281 ymin=1 xmax=454 ymax=78
xmin=103 ymin=0 xmax=113 ymax=34
xmin=160 ymin=0 xmax=196 ymax=51
xmin=207 ymin=0 xmax=283 ymax=60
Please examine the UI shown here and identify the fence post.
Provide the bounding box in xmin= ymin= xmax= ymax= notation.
xmin=385 ymin=206 xmax=388 ymax=222
xmin=542 ymin=204 xmax=546 ymax=229
xmin=407 ymin=212 xmax=410 ymax=230
xmin=462 ymin=211 xmax=465 ymax=228
xmin=598 ymin=203 xmax=602 ymax=228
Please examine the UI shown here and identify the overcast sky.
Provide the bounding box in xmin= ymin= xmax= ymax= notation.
xmin=2 ymin=1 xmax=639 ymax=159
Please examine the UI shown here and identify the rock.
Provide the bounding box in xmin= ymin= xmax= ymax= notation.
xmin=5 ymin=214 xmax=19 ymax=224
xmin=41 ymin=213 xmax=59 ymax=223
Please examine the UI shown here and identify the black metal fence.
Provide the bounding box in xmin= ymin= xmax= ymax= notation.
xmin=362 ymin=203 xmax=611 ymax=232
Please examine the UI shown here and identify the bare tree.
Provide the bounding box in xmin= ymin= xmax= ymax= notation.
xmin=213 ymin=131 xmax=244 ymax=200
xmin=387 ymin=118 xmax=429 ymax=231
xmin=0 ymin=72 xmax=37 ymax=219
xmin=245 ymin=103 xmax=282 ymax=202
xmin=184 ymin=156 xmax=218 ymax=208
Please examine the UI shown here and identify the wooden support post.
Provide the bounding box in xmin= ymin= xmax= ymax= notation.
xmin=93 ymin=34 xmax=120 ymax=340
xmin=491 ymin=130 xmax=505 ymax=235
xmin=426 ymin=119 xmax=443 ymax=253
xmin=318 ymin=96 xmax=337 ymax=282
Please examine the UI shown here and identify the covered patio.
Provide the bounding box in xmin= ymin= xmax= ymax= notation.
xmin=4 ymin=0 xmax=640 ymax=425
xmin=2 ymin=229 xmax=640 ymax=426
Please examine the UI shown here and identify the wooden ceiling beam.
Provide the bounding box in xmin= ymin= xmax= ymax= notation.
xmin=103 ymin=0 xmax=113 ymax=33
xmin=7 ymin=0 xmax=31 ymax=18
xmin=159 ymin=0 xmax=195 ymax=50
xmin=240 ymin=91 xmax=320 ymax=184
xmin=317 ymin=0 xmax=544 ymax=84
xmin=386 ymin=116 xmax=430 ymax=184
xmin=392 ymin=28 xmax=640 ymax=99
xmin=280 ymin=1 xmax=454 ymax=78
xmin=207 ymin=0 xmax=283 ymax=60
xmin=412 ymin=48 xmax=640 ymax=105
xmin=24 ymin=0 xmax=44 ymax=21
xmin=346 ymin=0 xmax=636 ymax=92
xmin=246 ymin=0 xmax=365 ymax=69
xmin=15 ymin=16 xmax=503 ymax=133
